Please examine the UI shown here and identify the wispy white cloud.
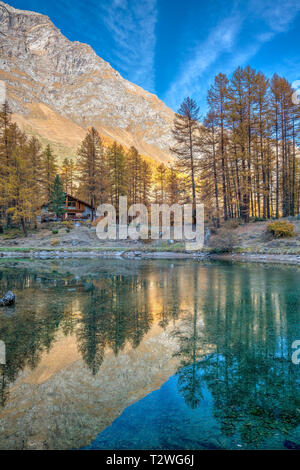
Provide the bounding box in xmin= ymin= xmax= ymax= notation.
xmin=221 ymin=0 xmax=300 ymax=79
xmin=164 ymin=0 xmax=300 ymax=111
xmin=164 ymin=14 xmax=243 ymax=110
xmin=100 ymin=0 xmax=158 ymax=92
xmin=249 ymin=0 xmax=300 ymax=32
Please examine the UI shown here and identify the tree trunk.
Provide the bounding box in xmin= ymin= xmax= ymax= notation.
xmin=21 ymin=217 xmax=27 ymax=237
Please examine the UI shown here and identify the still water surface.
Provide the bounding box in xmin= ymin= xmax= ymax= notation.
xmin=0 ymin=259 xmax=299 ymax=450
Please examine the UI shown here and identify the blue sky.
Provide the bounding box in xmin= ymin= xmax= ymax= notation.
xmin=8 ymin=0 xmax=300 ymax=113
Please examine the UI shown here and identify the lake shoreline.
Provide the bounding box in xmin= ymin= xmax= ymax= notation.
xmin=0 ymin=249 xmax=299 ymax=265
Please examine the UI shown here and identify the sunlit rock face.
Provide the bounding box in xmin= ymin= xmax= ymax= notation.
xmin=0 ymin=1 xmax=174 ymax=162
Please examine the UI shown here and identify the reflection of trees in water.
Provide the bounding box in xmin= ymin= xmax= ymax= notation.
xmin=0 ymin=280 xmax=69 ymax=406
xmin=172 ymin=265 xmax=300 ymax=447
xmin=0 ymin=262 xmax=299 ymax=448
xmin=76 ymin=276 xmax=154 ymax=375
xmin=201 ymin=351 xmax=299 ymax=446
xmin=0 ymin=265 xmax=182 ymax=403
xmin=172 ymin=267 xmax=206 ymax=409
xmin=76 ymin=271 xmax=184 ymax=374
xmin=76 ymin=284 xmax=109 ymax=376
xmin=156 ymin=269 xmax=182 ymax=330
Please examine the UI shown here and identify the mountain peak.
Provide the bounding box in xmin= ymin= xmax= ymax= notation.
xmin=0 ymin=1 xmax=43 ymax=15
xmin=0 ymin=1 xmax=174 ymax=163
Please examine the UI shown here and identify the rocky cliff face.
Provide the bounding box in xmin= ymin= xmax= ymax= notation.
xmin=0 ymin=1 xmax=174 ymax=162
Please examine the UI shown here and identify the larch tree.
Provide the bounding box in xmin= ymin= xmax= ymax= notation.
xmin=200 ymin=111 xmax=221 ymax=226
xmin=42 ymin=144 xmax=58 ymax=202
xmin=199 ymin=66 xmax=300 ymax=223
xmin=106 ymin=141 xmax=127 ymax=211
xmin=61 ymin=157 xmax=77 ymax=195
xmin=5 ymin=129 xmax=36 ymax=236
xmin=77 ymin=127 xmax=106 ymax=220
xmin=0 ymin=102 xmax=12 ymax=232
xmin=27 ymin=136 xmax=43 ymax=227
xmin=166 ymin=164 xmax=182 ymax=205
xmin=154 ymin=163 xmax=167 ymax=204
xmin=207 ymin=73 xmax=230 ymax=220
xmin=127 ymin=146 xmax=142 ymax=205
xmin=227 ymin=67 xmax=251 ymax=222
xmin=140 ymin=159 xmax=152 ymax=206
xmin=170 ymin=97 xmax=201 ymax=221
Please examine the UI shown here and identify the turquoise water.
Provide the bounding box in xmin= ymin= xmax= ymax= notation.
xmin=0 ymin=259 xmax=299 ymax=449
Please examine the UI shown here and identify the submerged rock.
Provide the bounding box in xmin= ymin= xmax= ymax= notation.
xmin=0 ymin=291 xmax=16 ymax=307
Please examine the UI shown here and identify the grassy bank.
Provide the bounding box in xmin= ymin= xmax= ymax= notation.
xmin=0 ymin=219 xmax=299 ymax=260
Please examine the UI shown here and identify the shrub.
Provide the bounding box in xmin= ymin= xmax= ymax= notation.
xmin=52 ymin=229 xmax=59 ymax=234
xmin=50 ymin=238 xmax=59 ymax=246
xmin=208 ymin=229 xmax=237 ymax=253
xmin=62 ymin=220 xmax=74 ymax=230
xmin=266 ymin=220 xmax=295 ymax=238
xmin=65 ymin=228 xmax=70 ymax=233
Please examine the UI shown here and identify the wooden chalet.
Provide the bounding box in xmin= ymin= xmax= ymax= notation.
xmin=64 ymin=194 xmax=93 ymax=220
xmin=42 ymin=194 xmax=93 ymax=221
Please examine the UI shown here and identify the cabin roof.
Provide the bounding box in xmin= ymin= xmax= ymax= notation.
xmin=65 ymin=193 xmax=93 ymax=209
xmin=43 ymin=194 xmax=93 ymax=209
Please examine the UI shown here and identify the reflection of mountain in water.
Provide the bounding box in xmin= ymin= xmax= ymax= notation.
xmin=0 ymin=260 xmax=183 ymax=405
xmin=0 ymin=260 xmax=299 ymax=449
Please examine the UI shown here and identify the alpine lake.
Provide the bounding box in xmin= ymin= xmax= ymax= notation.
xmin=0 ymin=258 xmax=299 ymax=450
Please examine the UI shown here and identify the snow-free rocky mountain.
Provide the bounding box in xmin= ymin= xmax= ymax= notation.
xmin=0 ymin=1 xmax=174 ymax=162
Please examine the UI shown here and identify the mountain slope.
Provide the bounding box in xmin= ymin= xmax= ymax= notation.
xmin=0 ymin=1 xmax=174 ymax=162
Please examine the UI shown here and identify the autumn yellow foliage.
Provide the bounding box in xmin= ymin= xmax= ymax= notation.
xmin=266 ymin=221 xmax=295 ymax=238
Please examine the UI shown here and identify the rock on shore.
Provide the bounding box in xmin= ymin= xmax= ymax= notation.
xmin=0 ymin=291 xmax=15 ymax=306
